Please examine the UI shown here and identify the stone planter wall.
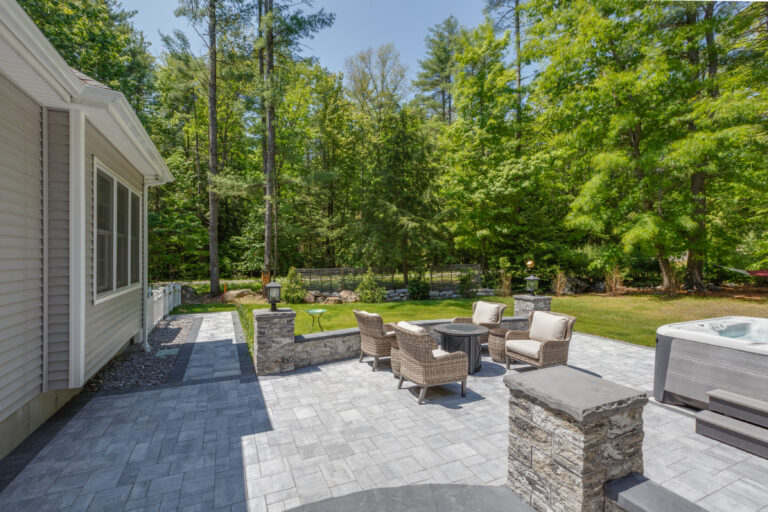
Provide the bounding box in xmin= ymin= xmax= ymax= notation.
xmin=513 ymin=295 xmax=552 ymax=317
xmin=504 ymin=366 xmax=648 ymax=512
xmin=254 ymin=310 xmax=528 ymax=375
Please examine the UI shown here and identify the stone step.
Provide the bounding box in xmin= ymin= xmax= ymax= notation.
xmin=696 ymin=410 xmax=768 ymax=459
xmin=286 ymin=484 xmax=534 ymax=512
xmin=707 ymin=388 xmax=768 ymax=429
xmin=605 ymin=472 xmax=706 ymax=512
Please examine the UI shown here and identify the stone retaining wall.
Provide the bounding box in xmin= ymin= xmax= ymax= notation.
xmin=255 ymin=311 xmax=528 ymax=375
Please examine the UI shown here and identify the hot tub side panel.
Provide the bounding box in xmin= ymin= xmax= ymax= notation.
xmin=655 ymin=335 xmax=768 ymax=409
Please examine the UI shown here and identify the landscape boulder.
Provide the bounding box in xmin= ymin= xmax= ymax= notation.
xmin=325 ymin=296 xmax=343 ymax=305
xmin=181 ymin=285 xmax=198 ymax=303
xmin=339 ymin=290 xmax=359 ymax=303
xmin=565 ymin=276 xmax=588 ymax=294
xmin=223 ymin=289 xmax=251 ymax=301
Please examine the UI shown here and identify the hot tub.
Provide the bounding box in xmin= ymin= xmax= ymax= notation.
xmin=654 ymin=316 xmax=768 ymax=409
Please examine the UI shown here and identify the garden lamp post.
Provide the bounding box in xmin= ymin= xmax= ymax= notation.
xmin=525 ymin=275 xmax=540 ymax=295
xmin=525 ymin=260 xmax=539 ymax=295
xmin=266 ymin=281 xmax=282 ymax=311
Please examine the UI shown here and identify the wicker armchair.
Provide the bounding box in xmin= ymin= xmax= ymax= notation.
xmin=354 ymin=310 xmax=396 ymax=372
xmin=504 ymin=311 xmax=576 ymax=369
xmin=452 ymin=300 xmax=506 ymax=346
xmin=394 ymin=322 xmax=468 ymax=405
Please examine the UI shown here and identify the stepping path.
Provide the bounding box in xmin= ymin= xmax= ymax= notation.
xmin=182 ymin=311 xmax=243 ymax=382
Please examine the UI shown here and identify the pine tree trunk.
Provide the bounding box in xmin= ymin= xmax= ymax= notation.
xmin=685 ymin=4 xmax=718 ymax=292
xmin=514 ymin=0 xmax=522 ymax=156
xmin=207 ymin=0 xmax=220 ymax=295
xmin=263 ymin=0 xmax=275 ymax=276
xmin=657 ymin=254 xmax=673 ymax=291
xmin=682 ymin=6 xmax=705 ymax=291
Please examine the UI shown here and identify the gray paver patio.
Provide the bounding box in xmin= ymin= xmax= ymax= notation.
xmin=1 ymin=313 xmax=767 ymax=512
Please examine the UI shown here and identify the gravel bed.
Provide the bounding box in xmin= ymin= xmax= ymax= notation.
xmin=83 ymin=318 xmax=193 ymax=392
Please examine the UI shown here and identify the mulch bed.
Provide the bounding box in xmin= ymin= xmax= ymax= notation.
xmin=82 ymin=318 xmax=193 ymax=392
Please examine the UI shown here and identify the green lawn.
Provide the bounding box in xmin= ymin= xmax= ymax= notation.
xmin=171 ymin=294 xmax=768 ymax=348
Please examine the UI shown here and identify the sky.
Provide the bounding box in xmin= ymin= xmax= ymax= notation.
xmin=123 ymin=0 xmax=487 ymax=80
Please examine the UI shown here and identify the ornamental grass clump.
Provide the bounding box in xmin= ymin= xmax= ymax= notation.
xmin=553 ymin=270 xmax=568 ymax=297
xmin=356 ymin=268 xmax=386 ymax=303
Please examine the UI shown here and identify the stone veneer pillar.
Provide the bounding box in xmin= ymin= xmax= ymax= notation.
xmin=504 ymin=366 xmax=648 ymax=512
xmin=513 ymin=295 xmax=552 ymax=317
xmin=253 ymin=308 xmax=296 ymax=375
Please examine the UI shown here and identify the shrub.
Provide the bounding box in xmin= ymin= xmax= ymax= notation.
xmin=407 ymin=274 xmax=431 ymax=300
xmin=553 ymin=270 xmax=568 ymax=297
xmin=605 ymin=267 xmax=624 ymax=296
xmin=281 ymin=267 xmax=307 ymax=303
xmin=480 ymin=271 xmax=499 ymax=289
xmin=356 ymin=268 xmax=386 ymax=303
xmin=458 ymin=268 xmax=477 ymax=298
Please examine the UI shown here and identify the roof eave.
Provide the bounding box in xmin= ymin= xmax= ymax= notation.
xmin=0 ymin=1 xmax=173 ymax=186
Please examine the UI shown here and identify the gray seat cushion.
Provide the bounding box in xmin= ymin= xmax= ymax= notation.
xmin=505 ymin=339 xmax=541 ymax=359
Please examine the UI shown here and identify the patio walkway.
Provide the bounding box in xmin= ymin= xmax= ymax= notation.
xmin=182 ymin=312 xmax=246 ymax=382
xmin=0 ymin=313 xmax=767 ymax=512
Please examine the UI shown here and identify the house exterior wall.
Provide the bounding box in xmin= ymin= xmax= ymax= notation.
xmin=83 ymin=120 xmax=143 ymax=379
xmin=46 ymin=108 xmax=70 ymax=390
xmin=0 ymin=71 xmax=44 ymax=423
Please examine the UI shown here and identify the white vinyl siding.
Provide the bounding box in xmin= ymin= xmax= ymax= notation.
xmin=0 ymin=71 xmax=43 ymax=422
xmin=85 ymin=121 xmax=143 ymax=380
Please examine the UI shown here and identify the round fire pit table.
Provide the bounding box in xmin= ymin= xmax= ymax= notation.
xmin=432 ymin=323 xmax=487 ymax=375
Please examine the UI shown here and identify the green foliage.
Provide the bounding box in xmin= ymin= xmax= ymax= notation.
xmin=280 ymin=267 xmax=307 ymax=304
xmin=414 ymin=16 xmax=459 ymax=122
xmin=457 ymin=268 xmax=477 ymax=298
xmin=407 ymin=274 xmax=431 ymax=301
xmin=19 ymin=0 xmax=155 ymax=118
xmin=28 ymin=0 xmax=767 ymax=291
xmin=355 ymin=269 xmax=386 ymax=303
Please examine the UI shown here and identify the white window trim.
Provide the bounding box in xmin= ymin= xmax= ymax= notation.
xmin=93 ymin=157 xmax=141 ymax=305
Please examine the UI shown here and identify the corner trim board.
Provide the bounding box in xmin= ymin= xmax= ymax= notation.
xmin=69 ymin=110 xmax=86 ymax=389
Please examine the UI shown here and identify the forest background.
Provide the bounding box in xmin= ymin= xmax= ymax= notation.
xmin=19 ymin=0 xmax=768 ymax=292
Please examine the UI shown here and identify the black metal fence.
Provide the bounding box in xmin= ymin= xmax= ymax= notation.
xmin=294 ymin=264 xmax=481 ymax=292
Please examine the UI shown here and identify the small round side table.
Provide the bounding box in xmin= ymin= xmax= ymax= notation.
xmin=306 ymin=309 xmax=327 ymax=333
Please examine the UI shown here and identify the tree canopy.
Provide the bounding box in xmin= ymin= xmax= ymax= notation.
xmin=22 ymin=0 xmax=768 ymax=289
